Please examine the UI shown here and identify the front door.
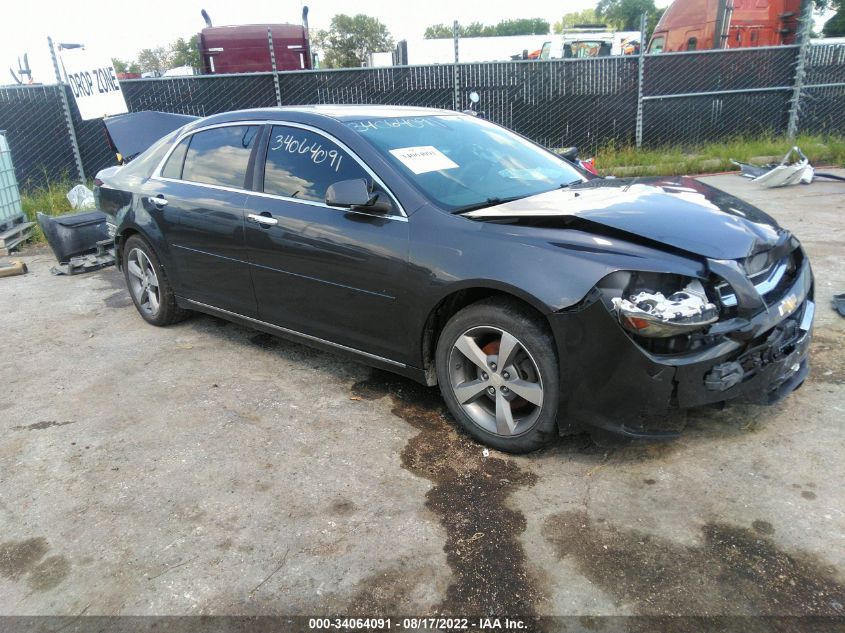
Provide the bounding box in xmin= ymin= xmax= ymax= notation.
xmin=243 ymin=124 xmax=411 ymax=363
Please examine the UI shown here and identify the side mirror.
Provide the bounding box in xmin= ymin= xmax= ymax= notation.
xmin=325 ymin=178 xmax=392 ymax=214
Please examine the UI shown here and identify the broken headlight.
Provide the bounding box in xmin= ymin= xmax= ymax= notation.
xmin=601 ymin=272 xmax=719 ymax=339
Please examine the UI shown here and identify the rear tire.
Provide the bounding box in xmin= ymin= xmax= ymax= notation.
xmin=435 ymin=297 xmax=560 ymax=454
xmin=122 ymin=234 xmax=189 ymax=327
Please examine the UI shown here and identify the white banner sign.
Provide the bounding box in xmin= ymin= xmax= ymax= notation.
xmin=59 ymin=48 xmax=128 ymax=120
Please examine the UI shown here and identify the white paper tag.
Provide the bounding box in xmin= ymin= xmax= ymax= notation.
xmin=389 ymin=146 xmax=459 ymax=174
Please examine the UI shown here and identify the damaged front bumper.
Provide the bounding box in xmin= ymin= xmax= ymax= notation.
xmin=551 ymin=254 xmax=814 ymax=440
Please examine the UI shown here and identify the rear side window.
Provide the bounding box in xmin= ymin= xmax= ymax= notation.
xmin=181 ymin=125 xmax=259 ymax=188
xmin=161 ymin=137 xmax=189 ymax=179
xmin=263 ymin=125 xmax=370 ymax=202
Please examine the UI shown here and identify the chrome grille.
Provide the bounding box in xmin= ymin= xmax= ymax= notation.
xmin=717 ymin=249 xmax=800 ymax=308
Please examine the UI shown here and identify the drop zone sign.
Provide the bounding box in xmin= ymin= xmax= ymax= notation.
xmin=60 ymin=48 xmax=128 ymax=120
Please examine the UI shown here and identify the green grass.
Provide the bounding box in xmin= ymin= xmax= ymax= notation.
xmin=594 ymin=134 xmax=845 ymax=177
xmin=19 ymin=177 xmax=79 ymax=244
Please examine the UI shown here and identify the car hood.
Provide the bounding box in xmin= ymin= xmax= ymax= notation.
xmin=462 ymin=176 xmax=784 ymax=260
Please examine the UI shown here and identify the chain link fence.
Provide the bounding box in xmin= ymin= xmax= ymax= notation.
xmin=1 ymin=40 xmax=843 ymax=190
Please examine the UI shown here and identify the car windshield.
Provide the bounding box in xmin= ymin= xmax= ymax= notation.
xmin=347 ymin=115 xmax=585 ymax=212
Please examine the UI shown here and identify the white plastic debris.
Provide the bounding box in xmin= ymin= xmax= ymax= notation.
xmin=731 ymin=146 xmax=814 ymax=188
xmin=482 ymin=448 xmax=490 ymax=458
xmin=66 ymin=184 xmax=96 ymax=210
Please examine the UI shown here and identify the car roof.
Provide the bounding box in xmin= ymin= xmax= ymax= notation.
xmin=194 ymin=105 xmax=458 ymax=128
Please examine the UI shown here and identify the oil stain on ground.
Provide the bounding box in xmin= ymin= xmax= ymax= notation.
xmin=351 ymin=370 xmax=541 ymax=617
xmin=12 ymin=420 xmax=76 ymax=431
xmin=0 ymin=537 xmax=70 ymax=591
xmin=543 ymin=511 xmax=845 ymax=620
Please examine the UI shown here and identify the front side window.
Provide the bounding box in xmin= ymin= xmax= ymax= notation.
xmin=263 ymin=125 xmax=370 ymax=203
xmin=181 ymin=125 xmax=258 ymax=188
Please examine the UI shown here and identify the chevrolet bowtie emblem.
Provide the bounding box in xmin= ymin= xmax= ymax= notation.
xmin=778 ymin=294 xmax=799 ymax=317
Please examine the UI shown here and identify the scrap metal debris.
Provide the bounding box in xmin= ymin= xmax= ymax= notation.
xmin=834 ymin=294 xmax=845 ymax=317
xmin=731 ymin=147 xmax=814 ymax=188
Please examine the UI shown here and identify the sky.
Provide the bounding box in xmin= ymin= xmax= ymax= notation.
xmin=1 ymin=0 xmax=676 ymax=83
xmin=1 ymin=0 xmax=831 ymax=84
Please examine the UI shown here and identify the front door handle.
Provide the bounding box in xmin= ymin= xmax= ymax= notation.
xmin=247 ymin=213 xmax=278 ymax=227
xmin=149 ymin=195 xmax=168 ymax=208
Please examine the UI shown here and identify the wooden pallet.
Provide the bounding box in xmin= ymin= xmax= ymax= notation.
xmin=0 ymin=221 xmax=35 ymax=256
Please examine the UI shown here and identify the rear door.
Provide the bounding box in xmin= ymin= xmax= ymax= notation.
xmin=154 ymin=124 xmax=260 ymax=316
xmin=242 ymin=123 xmax=411 ymax=363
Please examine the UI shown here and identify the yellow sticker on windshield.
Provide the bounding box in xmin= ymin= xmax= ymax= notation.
xmin=389 ymin=146 xmax=459 ymax=175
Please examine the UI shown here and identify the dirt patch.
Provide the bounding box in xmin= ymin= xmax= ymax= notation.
xmin=330 ymin=498 xmax=356 ymax=516
xmin=0 ymin=537 xmax=49 ymax=580
xmin=12 ymin=420 xmax=76 ymax=431
xmin=809 ymin=331 xmax=845 ymax=385
xmin=351 ymin=371 xmax=540 ymax=617
xmin=345 ymin=568 xmax=421 ymax=616
xmin=27 ymin=555 xmax=71 ymax=591
xmin=543 ymin=510 xmax=845 ymax=618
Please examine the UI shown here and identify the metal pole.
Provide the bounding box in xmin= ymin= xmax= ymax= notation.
xmin=786 ymin=0 xmax=813 ymax=139
xmin=268 ymin=28 xmax=282 ymax=107
xmin=635 ymin=13 xmax=646 ymax=148
xmin=48 ymin=36 xmax=85 ymax=183
xmin=453 ymin=21 xmax=460 ymax=111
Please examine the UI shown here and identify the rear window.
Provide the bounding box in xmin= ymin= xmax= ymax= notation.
xmin=181 ymin=125 xmax=259 ymax=188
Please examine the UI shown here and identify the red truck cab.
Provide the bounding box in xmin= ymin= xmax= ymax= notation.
xmin=199 ymin=23 xmax=312 ymax=74
xmin=648 ymin=0 xmax=801 ymax=53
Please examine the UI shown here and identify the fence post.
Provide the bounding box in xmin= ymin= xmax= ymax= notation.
xmin=635 ymin=14 xmax=646 ymax=148
xmin=47 ymin=37 xmax=85 ymax=183
xmin=786 ymin=0 xmax=814 ymax=139
xmin=267 ymin=28 xmax=283 ymax=107
xmin=453 ymin=21 xmax=460 ymax=111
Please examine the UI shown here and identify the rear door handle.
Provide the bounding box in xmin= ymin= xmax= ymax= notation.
xmin=247 ymin=213 xmax=278 ymax=226
xmin=149 ymin=195 xmax=168 ymax=208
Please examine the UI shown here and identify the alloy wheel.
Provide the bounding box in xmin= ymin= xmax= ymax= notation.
xmin=126 ymin=247 xmax=161 ymax=317
xmin=448 ymin=326 xmax=544 ymax=437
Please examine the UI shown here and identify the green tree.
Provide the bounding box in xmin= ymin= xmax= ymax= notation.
xmin=554 ymin=8 xmax=601 ymax=33
xmin=492 ymin=18 xmax=550 ymax=36
xmin=823 ymin=9 xmax=845 ymax=35
xmin=136 ymin=47 xmax=172 ymax=74
xmin=111 ymin=58 xmax=141 ymax=74
xmin=170 ymin=35 xmax=200 ymax=69
xmin=424 ymin=24 xmax=453 ymax=39
xmin=315 ymin=14 xmax=394 ymax=68
xmin=596 ymin=0 xmax=661 ymax=31
xmin=423 ymin=17 xmax=549 ymax=39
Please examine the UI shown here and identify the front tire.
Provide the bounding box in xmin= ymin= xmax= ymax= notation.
xmin=122 ymin=234 xmax=188 ymax=326
xmin=435 ymin=298 xmax=560 ymax=453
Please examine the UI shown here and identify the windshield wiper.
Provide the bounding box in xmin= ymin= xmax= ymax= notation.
xmin=451 ymin=195 xmax=527 ymax=214
xmin=558 ymin=179 xmax=583 ymax=189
